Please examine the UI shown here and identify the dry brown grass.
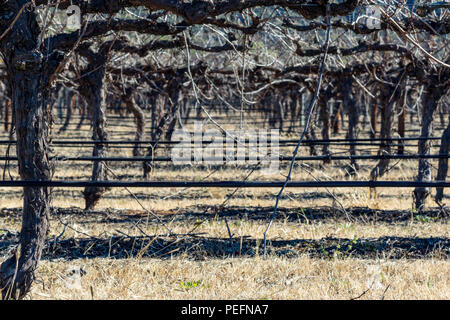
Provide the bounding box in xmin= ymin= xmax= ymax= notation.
xmin=27 ymin=256 xmax=449 ymax=300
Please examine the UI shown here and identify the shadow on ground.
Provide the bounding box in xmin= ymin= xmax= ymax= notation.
xmin=1 ymin=204 xmax=448 ymax=225
xmin=1 ymin=206 xmax=448 ymax=261
xmin=0 ymin=232 xmax=448 ymax=261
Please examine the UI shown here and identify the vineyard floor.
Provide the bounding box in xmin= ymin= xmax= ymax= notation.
xmin=0 ymin=114 xmax=448 ymax=299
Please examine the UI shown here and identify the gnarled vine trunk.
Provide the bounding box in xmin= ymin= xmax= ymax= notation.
xmin=123 ymin=89 xmax=145 ymax=157
xmin=331 ymin=99 xmax=341 ymax=134
xmin=305 ymin=108 xmax=318 ymax=156
xmin=343 ymin=78 xmax=359 ymax=173
xmin=318 ymin=86 xmax=333 ymax=163
xmin=58 ymin=88 xmax=75 ymax=134
xmin=370 ymin=101 xmax=378 ymax=139
xmin=0 ymin=67 xmax=52 ymax=301
xmin=79 ymin=54 xmax=109 ymax=210
xmin=397 ymin=85 xmax=407 ymax=155
xmin=413 ymin=87 xmax=443 ymax=210
xmin=0 ymin=2 xmax=56 ymax=299
xmin=435 ymin=120 xmax=450 ymax=204
xmin=370 ymin=79 xmax=402 ymax=182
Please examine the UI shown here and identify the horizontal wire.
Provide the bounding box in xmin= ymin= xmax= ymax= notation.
xmin=0 ymin=180 xmax=448 ymax=188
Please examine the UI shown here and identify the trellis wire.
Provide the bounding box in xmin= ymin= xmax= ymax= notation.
xmin=0 ymin=180 xmax=448 ymax=188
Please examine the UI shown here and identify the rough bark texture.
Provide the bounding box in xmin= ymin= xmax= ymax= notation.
xmin=0 ymin=70 xmax=52 ymax=300
xmin=0 ymin=1 xmax=59 ymax=299
xmin=123 ymin=89 xmax=145 ymax=156
xmin=79 ymin=50 xmax=109 ymax=210
xmin=287 ymin=94 xmax=297 ymax=133
xmin=413 ymin=88 xmax=442 ymax=210
xmin=318 ymin=100 xmax=330 ymax=161
xmin=397 ymin=88 xmax=406 ymax=155
xmin=297 ymin=93 xmax=303 ymax=128
xmin=331 ymin=100 xmax=341 ymax=134
xmin=305 ymin=104 xmax=318 ymax=156
xmin=57 ymin=89 xmax=74 ymax=134
xmin=76 ymin=97 xmax=86 ymax=130
xmin=370 ymin=83 xmax=399 ymax=182
xmin=370 ymin=101 xmax=378 ymax=139
xmin=343 ymin=79 xmax=359 ymax=173
xmin=277 ymin=97 xmax=284 ymax=132
xmin=438 ymin=104 xmax=445 ymax=128
xmin=318 ymin=87 xmax=332 ymax=163
xmin=435 ymin=121 xmax=450 ymax=204
xmin=181 ymin=96 xmax=191 ymax=126
xmin=55 ymin=84 xmax=63 ymax=121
